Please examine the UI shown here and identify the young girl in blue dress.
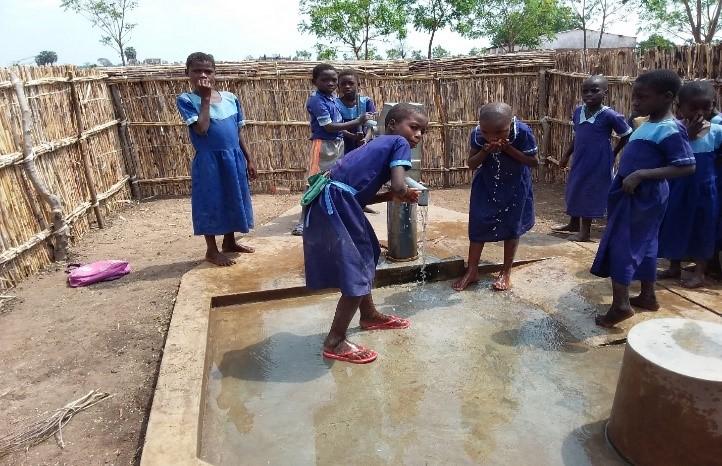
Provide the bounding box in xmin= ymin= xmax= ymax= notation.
xmin=657 ymin=81 xmax=722 ymax=288
xmin=335 ymin=69 xmax=377 ymax=154
xmin=591 ymin=70 xmax=696 ymax=328
xmin=556 ymin=75 xmax=632 ymax=242
xmin=303 ymin=104 xmax=426 ymax=364
xmin=453 ymin=103 xmax=539 ymax=292
xmin=176 ymin=52 xmax=257 ymax=266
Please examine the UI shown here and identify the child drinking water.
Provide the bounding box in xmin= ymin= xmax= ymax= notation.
xmin=591 ymin=70 xmax=695 ymax=328
xmin=176 ymin=52 xmax=256 ymax=266
xmin=303 ymin=104 xmax=426 ymax=364
xmin=291 ymin=64 xmax=372 ymax=236
xmin=335 ymin=69 xmax=377 ymax=154
xmin=657 ymin=81 xmax=722 ymax=288
xmin=556 ymin=75 xmax=632 ymax=242
xmin=453 ymin=103 xmax=539 ymax=292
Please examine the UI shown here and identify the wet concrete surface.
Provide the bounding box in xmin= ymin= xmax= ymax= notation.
xmin=200 ymin=281 xmax=626 ymax=466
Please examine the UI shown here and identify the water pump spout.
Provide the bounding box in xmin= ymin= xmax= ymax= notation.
xmin=404 ymin=176 xmax=429 ymax=206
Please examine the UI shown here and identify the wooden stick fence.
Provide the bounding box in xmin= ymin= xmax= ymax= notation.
xmin=2 ymin=45 xmax=722 ymax=288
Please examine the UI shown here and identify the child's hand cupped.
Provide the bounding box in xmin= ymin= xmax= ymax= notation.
xmin=394 ymin=188 xmax=421 ymax=204
xmin=622 ymin=171 xmax=643 ymax=194
xmin=684 ymin=114 xmax=705 ymax=140
xmin=197 ymin=78 xmax=213 ymax=99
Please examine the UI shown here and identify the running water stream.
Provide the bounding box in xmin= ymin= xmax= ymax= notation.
xmin=417 ymin=205 xmax=429 ymax=283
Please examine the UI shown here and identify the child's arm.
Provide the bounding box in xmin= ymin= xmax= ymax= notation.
xmin=192 ymin=79 xmax=213 ymax=135
xmin=468 ymin=144 xmax=498 ymax=170
xmin=622 ymin=165 xmax=695 ymax=194
xmin=612 ymin=135 xmax=631 ymax=158
xmin=323 ymin=114 xmax=371 ymax=132
xmin=559 ymin=139 xmax=574 ymax=168
xmin=500 ymin=140 xmax=539 ymax=168
xmin=368 ymin=167 xmax=420 ymax=204
xmin=238 ymin=131 xmax=257 ymax=180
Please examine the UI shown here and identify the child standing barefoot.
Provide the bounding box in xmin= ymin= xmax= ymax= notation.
xmin=591 ymin=70 xmax=695 ymax=328
xmin=176 ymin=52 xmax=257 ymax=266
xmin=453 ymin=103 xmax=539 ymax=292
xmin=658 ymin=81 xmax=722 ymax=288
xmin=303 ymin=104 xmax=427 ymax=364
xmin=555 ymin=75 xmax=632 ymax=241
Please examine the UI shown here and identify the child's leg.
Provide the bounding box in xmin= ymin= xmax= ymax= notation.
xmin=657 ymin=259 xmax=682 ymax=279
xmin=204 ymin=235 xmax=235 ymax=266
xmin=553 ymin=216 xmax=580 ymax=232
xmin=359 ymin=293 xmax=410 ymax=329
xmin=682 ymin=260 xmax=706 ymax=288
xmin=221 ymin=233 xmax=254 ymax=253
xmin=569 ymin=218 xmax=592 ymax=242
xmin=452 ymin=241 xmax=485 ymax=291
xmin=323 ymin=295 xmax=376 ymax=362
xmin=493 ymin=238 xmax=519 ymax=291
xmin=595 ymin=279 xmax=635 ymax=327
xmin=292 ymin=206 xmax=307 ymax=235
xmin=630 ymin=280 xmax=660 ymax=310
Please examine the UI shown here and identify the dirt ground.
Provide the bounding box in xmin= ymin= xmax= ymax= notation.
xmin=0 ymin=183 xmax=580 ymax=466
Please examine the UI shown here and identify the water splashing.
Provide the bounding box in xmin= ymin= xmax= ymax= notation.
xmin=418 ymin=205 xmax=429 ymax=284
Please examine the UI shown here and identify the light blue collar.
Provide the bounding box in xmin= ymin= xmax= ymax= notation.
xmin=579 ymin=105 xmax=608 ymax=124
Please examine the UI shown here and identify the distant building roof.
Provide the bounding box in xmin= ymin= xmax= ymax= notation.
xmin=487 ymin=29 xmax=637 ymax=54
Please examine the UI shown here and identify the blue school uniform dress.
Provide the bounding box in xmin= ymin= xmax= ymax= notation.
xmin=176 ymin=92 xmax=254 ymax=236
xmin=591 ymin=119 xmax=695 ymax=285
xmin=566 ymin=106 xmax=632 ymax=218
xmin=303 ymin=136 xmax=412 ymax=296
xmin=306 ymin=91 xmax=345 ymax=174
xmin=335 ymin=96 xmax=377 ymax=154
xmin=658 ymin=124 xmax=722 ymax=260
xmin=468 ymin=119 xmax=537 ymax=242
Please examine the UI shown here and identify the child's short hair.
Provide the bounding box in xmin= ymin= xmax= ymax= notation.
xmin=338 ymin=69 xmax=359 ymax=82
xmin=584 ymin=74 xmax=608 ymax=89
xmin=478 ymin=102 xmax=513 ymax=124
xmin=635 ymin=69 xmax=682 ymax=96
xmin=678 ymin=80 xmax=716 ymax=104
xmin=185 ymin=52 xmax=215 ymax=73
xmin=312 ymin=63 xmax=336 ymax=81
xmin=385 ymin=103 xmax=425 ymax=126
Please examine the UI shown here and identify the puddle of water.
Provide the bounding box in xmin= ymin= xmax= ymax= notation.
xmin=200 ymin=282 xmax=625 ymax=466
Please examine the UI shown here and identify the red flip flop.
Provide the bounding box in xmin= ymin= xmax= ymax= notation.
xmin=322 ymin=344 xmax=378 ymax=364
xmin=360 ymin=316 xmax=411 ymax=331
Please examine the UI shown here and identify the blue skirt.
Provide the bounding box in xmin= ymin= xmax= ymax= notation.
xmin=565 ymin=146 xmax=614 ymax=218
xmin=303 ymin=183 xmax=380 ymax=297
xmin=591 ymin=176 xmax=668 ymax=285
xmin=191 ymin=148 xmax=254 ymax=236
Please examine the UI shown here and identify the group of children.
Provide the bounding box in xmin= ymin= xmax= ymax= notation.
xmin=176 ymin=52 xmax=719 ymax=363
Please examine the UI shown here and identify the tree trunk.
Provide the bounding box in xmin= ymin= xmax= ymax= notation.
xmin=10 ymin=72 xmax=69 ymax=261
xmin=597 ymin=14 xmax=606 ymax=49
xmin=427 ymin=28 xmax=437 ymax=59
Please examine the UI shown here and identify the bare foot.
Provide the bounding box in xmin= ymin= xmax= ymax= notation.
xmin=453 ymin=269 xmax=479 ymax=291
xmin=657 ymin=268 xmax=681 ymax=279
xmin=206 ymin=250 xmax=235 ymax=266
xmin=595 ymin=306 xmax=634 ymax=328
xmin=569 ymin=231 xmax=592 ymax=242
xmin=682 ymin=275 xmax=705 ymax=289
xmin=492 ymin=272 xmax=511 ymax=291
xmin=221 ymin=240 xmax=255 ymax=253
xmin=552 ymin=223 xmax=580 ymax=233
xmin=629 ymin=295 xmax=660 ymax=311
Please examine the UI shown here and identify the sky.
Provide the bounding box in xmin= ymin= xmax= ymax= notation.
xmin=0 ymin=0 xmax=640 ymax=66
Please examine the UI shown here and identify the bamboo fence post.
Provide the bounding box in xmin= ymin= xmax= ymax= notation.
xmin=537 ymin=69 xmax=551 ymax=179
xmin=109 ymin=83 xmax=141 ymax=199
xmin=433 ymin=76 xmax=451 ymax=188
xmin=68 ymin=72 xmax=105 ymax=228
xmin=10 ymin=71 xmax=69 ymax=261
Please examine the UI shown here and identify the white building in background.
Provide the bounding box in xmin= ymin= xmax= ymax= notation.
xmin=487 ymin=29 xmax=637 ymax=54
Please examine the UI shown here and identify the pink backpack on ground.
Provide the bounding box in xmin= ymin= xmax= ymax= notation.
xmin=67 ymin=260 xmax=131 ymax=287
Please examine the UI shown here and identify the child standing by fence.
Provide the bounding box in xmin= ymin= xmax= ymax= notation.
xmin=453 ymin=103 xmax=539 ymax=292
xmin=556 ymin=75 xmax=632 ymax=242
xmin=292 ymin=64 xmax=371 ymax=236
xmin=657 ymin=81 xmax=722 ymax=287
xmin=591 ymin=70 xmax=695 ymax=328
xmin=335 ymin=69 xmax=377 ymax=154
xmin=303 ymin=104 xmax=427 ymax=364
xmin=176 ymin=52 xmax=256 ymax=267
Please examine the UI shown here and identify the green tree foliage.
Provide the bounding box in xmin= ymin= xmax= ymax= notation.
xmin=431 ymin=45 xmax=451 ymax=57
xmin=62 ymin=0 xmax=138 ymax=66
xmin=411 ymin=49 xmax=425 ymax=59
xmin=637 ymin=33 xmax=675 ymax=53
xmin=299 ymin=0 xmax=408 ymax=60
xmin=124 ymin=46 xmax=136 ymax=61
xmin=294 ymin=50 xmax=313 ymax=60
xmin=411 ymin=0 xmax=476 ymax=58
xmin=97 ymin=57 xmax=114 ymax=67
xmin=315 ymin=43 xmax=339 ymax=60
xmin=468 ymin=47 xmax=484 ymax=55
xmin=638 ymin=0 xmax=722 ymax=43
xmin=463 ymin=0 xmax=578 ymax=52
xmin=35 ymin=50 xmax=58 ymax=65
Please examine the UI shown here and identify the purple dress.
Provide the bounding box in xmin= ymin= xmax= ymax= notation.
xmin=591 ymin=119 xmax=695 ymax=285
xmin=658 ymin=124 xmax=722 ymax=260
xmin=468 ymin=118 xmax=538 ymax=242
xmin=303 ymin=136 xmax=412 ymax=297
xmin=565 ymin=106 xmax=632 ymax=218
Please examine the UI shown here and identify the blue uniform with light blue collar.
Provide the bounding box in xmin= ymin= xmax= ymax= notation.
xmin=565 ymin=105 xmax=632 ymax=218
xmin=591 ymin=119 xmax=695 ymax=285
xmin=303 ymin=136 xmax=412 ymax=296
xmin=658 ymin=124 xmax=722 ymax=260
xmin=468 ymin=118 xmax=537 ymax=242
xmin=176 ymin=91 xmax=254 ymax=235
xmin=306 ymin=91 xmax=342 ymax=140
xmin=335 ymin=95 xmax=377 ymax=153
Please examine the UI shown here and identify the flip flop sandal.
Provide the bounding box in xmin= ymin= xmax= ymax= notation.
xmin=360 ymin=316 xmax=411 ymax=331
xmin=322 ymin=344 xmax=378 ymax=364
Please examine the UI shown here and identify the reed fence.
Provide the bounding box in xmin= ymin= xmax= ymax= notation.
xmin=2 ymin=44 xmax=721 ymax=288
